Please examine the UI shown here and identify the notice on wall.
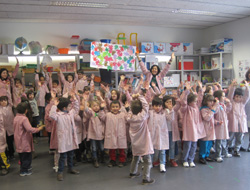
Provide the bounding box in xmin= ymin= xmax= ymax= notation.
xmin=238 ymin=60 xmax=250 ymax=79
xmin=90 ymin=42 xmax=136 ymax=71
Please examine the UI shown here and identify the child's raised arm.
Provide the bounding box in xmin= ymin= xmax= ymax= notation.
xmin=59 ymin=69 xmax=66 ymax=84
xmin=180 ymin=83 xmax=191 ymax=113
xmin=98 ymin=102 xmax=107 ymax=122
xmin=227 ymin=79 xmax=237 ymax=102
xmin=197 ymin=81 xmax=204 ymax=107
xmin=158 ymin=52 xmax=174 ymax=80
xmin=73 ymin=66 xmax=78 ymax=83
xmin=136 ymin=53 xmax=150 ymax=75
xmin=12 ymin=57 xmax=19 ymax=78
xmin=23 ymin=117 xmax=44 ymax=133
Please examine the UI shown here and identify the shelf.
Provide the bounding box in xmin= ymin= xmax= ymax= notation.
xmin=183 ymin=69 xmax=199 ymax=71
xmin=222 ymin=68 xmax=233 ymax=70
xmin=199 ymin=52 xmax=232 ymax=56
xmin=168 ymin=70 xmax=182 ymax=72
xmin=201 ymin=69 xmax=220 ymax=71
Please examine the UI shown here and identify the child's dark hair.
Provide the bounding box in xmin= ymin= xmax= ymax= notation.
xmin=187 ymin=93 xmax=197 ymax=104
xmin=83 ymin=86 xmax=90 ymax=92
xmin=57 ymin=98 xmax=70 ymax=111
xmin=205 ymin=85 xmax=213 ymax=94
xmin=89 ymin=100 xmax=100 ymax=108
xmin=202 ymin=94 xmax=214 ymax=107
xmin=21 ymin=97 xmax=33 ymax=123
xmin=39 ymin=73 xmax=45 ymax=80
xmin=131 ymin=99 xmax=142 ymax=115
xmin=14 ymin=78 xmax=22 ymax=84
xmin=245 ymin=69 xmax=250 ymax=82
xmin=16 ymin=102 xmax=28 ymax=114
xmin=77 ymin=69 xmax=84 ymax=74
xmin=150 ymin=65 xmax=160 ymax=76
xmin=110 ymin=100 xmax=121 ymax=108
xmin=213 ymin=90 xmax=224 ymax=100
xmin=45 ymin=93 xmax=52 ymax=103
xmin=162 ymin=95 xmax=173 ymax=108
xmin=26 ymin=90 xmax=34 ymax=98
xmin=234 ymin=88 xmax=243 ymax=97
xmin=52 ymin=80 xmax=59 ymax=85
xmin=66 ymin=74 xmax=74 ymax=81
xmin=100 ymin=89 xmax=106 ymax=98
xmin=121 ymin=94 xmax=127 ymax=105
xmin=152 ymin=97 xmax=163 ymax=106
xmin=110 ymin=89 xmax=120 ymax=100
xmin=0 ymin=96 xmax=8 ymax=102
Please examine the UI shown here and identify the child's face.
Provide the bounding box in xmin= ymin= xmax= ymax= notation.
xmin=153 ymin=105 xmax=162 ymax=113
xmin=111 ymin=90 xmax=118 ymax=100
xmin=219 ymin=93 xmax=225 ymax=102
xmin=67 ymin=75 xmax=73 ymax=82
xmin=188 ymin=97 xmax=198 ymax=107
xmin=1 ymin=70 xmax=8 ymax=79
xmin=0 ymin=100 xmax=8 ymax=107
xmin=164 ymin=99 xmax=172 ymax=109
xmin=84 ymin=90 xmax=90 ymax=95
xmin=91 ymin=102 xmax=100 ymax=112
xmin=78 ymin=73 xmax=83 ymax=79
xmin=52 ymin=82 xmax=58 ymax=88
xmin=28 ymin=93 xmax=34 ymax=100
xmin=151 ymin=66 xmax=158 ymax=75
xmin=234 ymin=95 xmax=243 ymax=103
xmin=110 ymin=103 xmax=120 ymax=114
xmin=40 ymin=77 xmax=45 ymax=85
xmin=207 ymin=100 xmax=214 ymax=109
xmin=15 ymin=81 xmax=21 ymax=88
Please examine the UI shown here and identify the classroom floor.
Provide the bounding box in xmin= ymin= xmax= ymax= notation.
xmin=1 ymin=136 xmax=250 ymax=190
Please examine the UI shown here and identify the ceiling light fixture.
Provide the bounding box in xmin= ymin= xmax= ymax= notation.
xmin=50 ymin=1 xmax=109 ymax=8
xmin=172 ymin=9 xmax=216 ymax=15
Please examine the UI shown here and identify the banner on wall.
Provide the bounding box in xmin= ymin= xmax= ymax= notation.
xmin=238 ymin=60 xmax=250 ymax=79
xmin=90 ymin=42 xmax=136 ymax=71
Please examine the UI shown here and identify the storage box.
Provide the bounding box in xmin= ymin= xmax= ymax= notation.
xmin=154 ymin=42 xmax=166 ymax=53
xmin=210 ymin=38 xmax=233 ymax=53
xmin=183 ymin=43 xmax=193 ymax=55
xmin=166 ymin=43 xmax=183 ymax=54
xmin=178 ymin=59 xmax=194 ymax=70
xmin=211 ymin=57 xmax=220 ymax=69
xmin=141 ymin=42 xmax=154 ymax=53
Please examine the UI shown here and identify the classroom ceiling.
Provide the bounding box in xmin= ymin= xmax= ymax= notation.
xmin=0 ymin=0 xmax=250 ymax=29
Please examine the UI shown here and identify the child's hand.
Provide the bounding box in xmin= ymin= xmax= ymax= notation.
xmin=83 ymin=75 xmax=87 ymax=80
xmin=43 ymin=65 xmax=47 ymax=72
xmin=124 ymin=101 xmax=130 ymax=108
xmin=8 ymin=72 xmax=13 ymax=78
xmin=101 ymin=84 xmax=109 ymax=92
xmin=95 ymin=90 xmax=101 ymax=97
xmin=197 ymin=80 xmax=202 ymax=88
xmin=91 ymin=74 xmax=95 ymax=80
xmin=100 ymin=101 xmax=106 ymax=108
xmin=49 ymin=72 xmax=52 ymax=77
xmin=185 ymin=82 xmax=191 ymax=90
xmin=54 ymin=98 xmax=59 ymax=106
xmin=120 ymin=75 xmax=125 ymax=81
xmin=35 ymin=69 xmax=39 ymax=73
xmin=38 ymin=81 xmax=42 ymax=87
xmin=123 ymin=85 xmax=129 ymax=92
xmin=38 ymin=125 xmax=45 ymax=131
xmin=217 ymin=121 xmax=223 ymax=125
xmin=15 ymin=57 xmax=19 ymax=64
xmin=244 ymin=80 xmax=248 ymax=87
xmin=161 ymin=88 xmax=167 ymax=96
xmin=224 ymin=98 xmax=230 ymax=103
xmin=171 ymin=52 xmax=175 ymax=61
xmin=151 ymin=82 xmax=156 ymax=87
xmin=140 ymin=74 xmax=144 ymax=80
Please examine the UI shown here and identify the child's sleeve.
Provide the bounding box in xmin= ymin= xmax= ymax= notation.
xmin=227 ymin=85 xmax=235 ymax=102
xmin=35 ymin=90 xmax=40 ymax=101
xmin=139 ymin=60 xmax=150 ymax=75
xmin=35 ymin=73 xmax=39 ymax=88
xmin=74 ymin=73 xmax=78 ymax=84
xmin=134 ymin=81 xmax=142 ymax=94
xmin=180 ymin=90 xmax=189 ymax=113
xmin=44 ymin=72 xmax=49 ymax=85
xmin=71 ymin=99 xmax=79 ymax=115
xmin=98 ymin=110 xmax=106 ymax=122
xmin=173 ymin=99 xmax=181 ymax=112
xmin=60 ymin=71 xmax=66 ymax=84
xmin=158 ymin=63 xmax=171 ymax=80
xmin=125 ymin=90 xmax=132 ymax=103
xmin=225 ymin=102 xmax=232 ymax=113
xmin=23 ymin=117 xmax=40 ymax=133
xmin=49 ymin=105 xmax=58 ymax=121
xmin=166 ymin=109 xmax=174 ymax=121
xmin=12 ymin=61 xmax=19 ymax=78
xmin=84 ymin=104 xmax=93 ymax=118
xmin=197 ymin=87 xmax=204 ymax=107
xmin=201 ymin=108 xmax=215 ymax=122
xmin=243 ymin=85 xmax=250 ymax=105
xmin=152 ymin=86 xmax=161 ymax=95
xmin=49 ymin=74 xmax=52 ymax=90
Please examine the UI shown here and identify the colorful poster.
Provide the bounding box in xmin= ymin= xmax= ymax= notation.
xmin=239 ymin=60 xmax=250 ymax=79
xmin=90 ymin=42 xmax=136 ymax=71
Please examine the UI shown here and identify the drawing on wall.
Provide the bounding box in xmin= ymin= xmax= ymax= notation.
xmin=239 ymin=60 xmax=250 ymax=79
xmin=90 ymin=42 xmax=136 ymax=71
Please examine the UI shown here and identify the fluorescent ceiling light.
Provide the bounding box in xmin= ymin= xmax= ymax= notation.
xmin=172 ymin=9 xmax=216 ymax=15
xmin=50 ymin=1 xmax=109 ymax=8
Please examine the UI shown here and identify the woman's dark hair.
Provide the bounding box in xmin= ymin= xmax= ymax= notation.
xmin=0 ymin=68 xmax=9 ymax=80
xmin=152 ymin=97 xmax=163 ymax=106
xmin=110 ymin=89 xmax=120 ymax=101
xmin=16 ymin=102 xmax=29 ymax=114
xmin=187 ymin=93 xmax=197 ymax=104
xmin=202 ymin=94 xmax=214 ymax=107
xmin=213 ymin=90 xmax=224 ymax=100
xmin=245 ymin=69 xmax=250 ymax=82
xmin=121 ymin=94 xmax=127 ymax=105
xmin=131 ymin=99 xmax=142 ymax=115
xmin=150 ymin=65 xmax=160 ymax=76
xmin=57 ymin=98 xmax=70 ymax=111
xmin=162 ymin=95 xmax=174 ymax=108
xmin=66 ymin=74 xmax=74 ymax=81
xmin=52 ymin=80 xmax=59 ymax=85
xmin=110 ymin=100 xmax=121 ymax=108
xmin=234 ymin=88 xmax=243 ymax=97
xmin=0 ymin=96 xmax=8 ymax=102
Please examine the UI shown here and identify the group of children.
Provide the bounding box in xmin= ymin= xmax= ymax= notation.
xmin=0 ymin=54 xmax=250 ymax=185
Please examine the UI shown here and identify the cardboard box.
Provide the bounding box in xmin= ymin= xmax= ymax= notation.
xmin=178 ymin=59 xmax=194 ymax=70
xmin=183 ymin=43 xmax=193 ymax=55
xmin=210 ymin=38 xmax=233 ymax=53
xmin=141 ymin=42 xmax=154 ymax=53
xmin=154 ymin=42 xmax=166 ymax=53
xmin=166 ymin=43 xmax=183 ymax=54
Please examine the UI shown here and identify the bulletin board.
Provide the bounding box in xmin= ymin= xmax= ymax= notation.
xmin=90 ymin=42 xmax=136 ymax=71
xmin=238 ymin=60 xmax=250 ymax=79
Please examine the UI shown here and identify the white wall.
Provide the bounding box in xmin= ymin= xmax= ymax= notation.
xmin=203 ymin=16 xmax=250 ymax=82
xmin=0 ymin=22 xmax=203 ymax=49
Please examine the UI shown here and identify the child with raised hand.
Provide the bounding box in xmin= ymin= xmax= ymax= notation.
xmin=0 ymin=96 xmax=15 ymax=160
xmin=83 ymin=96 xmax=105 ymax=168
xmin=99 ymin=100 xmax=127 ymax=168
xmin=126 ymin=94 xmax=155 ymax=185
xmin=75 ymin=69 xmax=87 ymax=92
xmin=163 ymin=95 xmax=181 ymax=167
xmin=147 ymin=96 xmax=169 ymax=173
xmin=227 ymin=79 xmax=250 ymax=157
xmin=49 ymin=90 xmax=80 ymax=181
xmin=180 ymin=81 xmax=206 ymax=168
xmin=213 ymin=90 xmax=232 ymax=162
xmin=199 ymin=94 xmax=219 ymax=165
xmin=48 ymin=71 xmax=62 ymax=97
xmin=14 ymin=102 xmax=44 ymax=176
xmin=60 ymin=66 xmax=78 ymax=97
xmin=11 ymin=69 xmax=26 ymax=108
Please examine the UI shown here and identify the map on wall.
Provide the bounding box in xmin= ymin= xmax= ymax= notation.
xmin=90 ymin=42 xmax=136 ymax=71
xmin=238 ymin=60 xmax=250 ymax=79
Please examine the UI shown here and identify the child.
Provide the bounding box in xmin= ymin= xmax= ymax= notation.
xmin=60 ymin=68 xmax=78 ymax=97
xmin=0 ymin=107 xmax=10 ymax=175
xmin=14 ymin=102 xmax=44 ymax=176
xmin=148 ymin=97 xmax=169 ymax=173
xmin=126 ymin=94 xmax=155 ymax=185
xmin=35 ymin=68 xmax=49 ymax=124
xmin=213 ymin=90 xmax=232 ymax=162
xmin=199 ymin=94 xmax=219 ymax=164
xmin=11 ymin=70 xmax=26 ymax=108
xmin=180 ymin=82 xmax=206 ymax=168
xmin=227 ymin=80 xmax=250 ymax=157
xmin=99 ymin=100 xmax=127 ymax=168
xmin=0 ymin=96 xmax=15 ymax=160
xmin=84 ymin=99 xmax=105 ymax=168
xmin=49 ymin=72 xmax=62 ymax=97
xmin=49 ymin=93 xmax=80 ymax=181
xmin=163 ymin=95 xmax=181 ymax=167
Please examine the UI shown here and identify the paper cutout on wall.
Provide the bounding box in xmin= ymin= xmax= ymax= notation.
xmin=90 ymin=42 xmax=136 ymax=71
